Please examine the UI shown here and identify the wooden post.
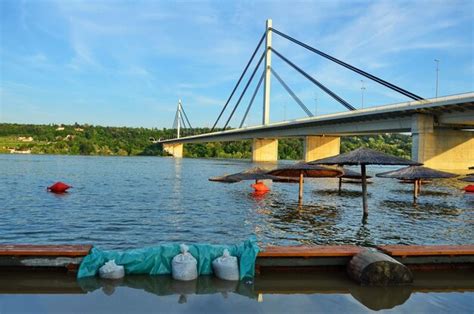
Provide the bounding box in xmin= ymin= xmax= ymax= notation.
xmin=338 ymin=177 xmax=342 ymax=195
xmin=298 ymin=171 xmax=304 ymax=202
xmin=413 ymin=179 xmax=419 ymax=204
xmin=361 ymin=165 xmax=368 ymax=218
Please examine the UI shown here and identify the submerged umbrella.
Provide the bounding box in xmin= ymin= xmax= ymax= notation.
xmin=376 ymin=166 xmax=458 ymax=203
xmin=268 ymin=162 xmax=343 ymax=203
xmin=460 ymin=176 xmax=474 ymax=183
xmin=337 ymin=168 xmax=372 ymax=194
xmin=209 ymin=167 xmax=280 ymax=183
xmin=310 ymin=148 xmax=420 ymax=219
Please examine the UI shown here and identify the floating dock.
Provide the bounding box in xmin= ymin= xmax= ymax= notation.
xmin=1 ymin=244 xmax=473 ymax=272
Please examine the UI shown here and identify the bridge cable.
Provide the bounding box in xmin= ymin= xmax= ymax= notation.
xmin=179 ymin=114 xmax=189 ymax=136
xmin=272 ymin=48 xmax=356 ymax=111
xmin=172 ymin=110 xmax=178 ymax=129
xmin=181 ymin=105 xmax=193 ymax=129
xmin=210 ymin=32 xmax=267 ymax=132
xmin=270 ymin=67 xmax=314 ymax=117
xmin=239 ymin=69 xmax=265 ymax=128
xmin=270 ymin=28 xmax=424 ymax=101
xmin=223 ymin=51 xmax=266 ymax=129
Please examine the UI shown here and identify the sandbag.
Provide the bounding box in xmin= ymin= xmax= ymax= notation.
xmin=77 ymin=237 xmax=259 ymax=280
xmin=172 ymin=244 xmax=198 ymax=281
xmin=212 ymin=249 xmax=239 ymax=281
xmin=99 ymin=260 xmax=125 ymax=279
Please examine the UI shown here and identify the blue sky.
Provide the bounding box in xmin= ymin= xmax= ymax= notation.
xmin=1 ymin=0 xmax=473 ymax=128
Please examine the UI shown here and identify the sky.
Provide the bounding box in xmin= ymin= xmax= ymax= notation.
xmin=1 ymin=0 xmax=473 ymax=129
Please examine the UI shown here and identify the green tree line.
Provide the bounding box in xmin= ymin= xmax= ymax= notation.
xmin=0 ymin=123 xmax=411 ymax=159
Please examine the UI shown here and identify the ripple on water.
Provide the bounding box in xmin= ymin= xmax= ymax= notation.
xmin=0 ymin=155 xmax=473 ymax=249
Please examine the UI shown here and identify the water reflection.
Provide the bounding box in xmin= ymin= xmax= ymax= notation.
xmin=1 ymin=270 xmax=473 ymax=312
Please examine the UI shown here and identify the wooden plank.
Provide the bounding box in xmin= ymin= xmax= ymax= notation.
xmin=258 ymin=245 xmax=363 ymax=257
xmin=378 ymin=245 xmax=474 ymax=257
xmin=0 ymin=245 xmax=92 ymax=257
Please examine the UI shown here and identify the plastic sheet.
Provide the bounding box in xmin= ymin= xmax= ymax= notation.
xmin=78 ymin=237 xmax=259 ymax=280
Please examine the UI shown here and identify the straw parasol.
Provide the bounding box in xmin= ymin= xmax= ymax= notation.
xmin=376 ymin=166 xmax=458 ymax=203
xmin=209 ymin=167 xmax=280 ymax=183
xmin=310 ymin=148 xmax=421 ymax=218
xmin=460 ymin=175 xmax=474 ymax=183
xmin=337 ymin=168 xmax=372 ymax=194
xmin=268 ymin=162 xmax=343 ymax=203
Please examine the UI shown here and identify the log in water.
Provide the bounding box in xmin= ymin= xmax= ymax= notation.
xmin=347 ymin=250 xmax=413 ymax=286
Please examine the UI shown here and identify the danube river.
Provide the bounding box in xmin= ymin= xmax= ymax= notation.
xmin=1 ymin=154 xmax=472 ymax=249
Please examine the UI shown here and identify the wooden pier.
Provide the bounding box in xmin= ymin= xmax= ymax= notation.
xmin=0 ymin=244 xmax=473 ymax=272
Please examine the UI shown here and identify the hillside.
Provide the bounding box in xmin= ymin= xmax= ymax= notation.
xmin=0 ymin=123 xmax=412 ymax=159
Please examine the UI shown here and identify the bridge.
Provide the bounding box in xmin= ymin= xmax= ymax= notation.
xmin=160 ymin=20 xmax=474 ymax=170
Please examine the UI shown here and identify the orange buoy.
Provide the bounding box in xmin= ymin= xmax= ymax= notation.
xmin=251 ymin=181 xmax=270 ymax=192
xmin=464 ymin=185 xmax=474 ymax=193
xmin=47 ymin=182 xmax=72 ymax=193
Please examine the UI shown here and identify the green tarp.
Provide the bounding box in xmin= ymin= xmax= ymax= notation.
xmin=77 ymin=238 xmax=259 ymax=280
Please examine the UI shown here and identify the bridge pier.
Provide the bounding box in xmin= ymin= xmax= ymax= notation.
xmin=304 ymin=136 xmax=340 ymax=162
xmin=252 ymin=138 xmax=278 ymax=162
xmin=411 ymin=114 xmax=474 ymax=170
xmin=163 ymin=143 xmax=183 ymax=158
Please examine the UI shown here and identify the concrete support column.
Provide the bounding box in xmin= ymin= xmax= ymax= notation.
xmin=411 ymin=114 xmax=474 ymax=170
xmin=304 ymin=136 xmax=340 ymax=162
xmin=163 ymin=143 xmax=183 ymax=158
xmin=252 ymin=138 xmax=278 ymax=162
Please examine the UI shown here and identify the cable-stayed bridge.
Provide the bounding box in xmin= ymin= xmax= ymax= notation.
xmin=160 ymin=20 xmax=474 ymax=170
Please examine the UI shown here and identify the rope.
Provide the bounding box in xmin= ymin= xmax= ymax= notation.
xmin=210 ymin=32 xmax=266 ymax=132
xmin=272 ymin=48 xmax=356 ymax=111
xmin=223 ymin=51 xmax=266 ymax=129
xmin=239 ymin=70 xmax=265 ymax=128
xmin=270 ymin=28 xmax=424 ymax=101
xmin=270 ymin=67 xmax=313 ymax=117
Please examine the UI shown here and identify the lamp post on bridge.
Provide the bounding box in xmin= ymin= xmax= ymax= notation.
xmin=360 ymin=80 xmax=366 ymax=109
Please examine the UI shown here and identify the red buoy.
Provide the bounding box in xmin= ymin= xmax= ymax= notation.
xmin=251 ymin=181 xmax=270 ymax=192
xmin=465 ymin=185 xmax=474 ymax=193
xmin=47 ymin=182 xmax=72 ymax=193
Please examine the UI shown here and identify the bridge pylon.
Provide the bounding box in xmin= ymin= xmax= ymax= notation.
xmin=263 ymin=19 xmax=272 ymax=125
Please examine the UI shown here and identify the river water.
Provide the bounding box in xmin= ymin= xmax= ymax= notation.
xmin=1 ymin=154 xmax=472 ymax=249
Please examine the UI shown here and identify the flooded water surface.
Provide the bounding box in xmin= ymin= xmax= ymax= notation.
xmin=0 ymin=269 xmax=473 ymax=313
xmin=1 ymin=154 xmax=473 ymax=249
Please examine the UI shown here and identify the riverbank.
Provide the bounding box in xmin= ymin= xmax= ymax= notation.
xmin=0 ymin=123 xmax=412 ymax=159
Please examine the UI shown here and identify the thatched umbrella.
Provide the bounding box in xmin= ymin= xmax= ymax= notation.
xmin=209 ymin=167 xmax=280 ymax=183
xmin=268 ymin=162 xmax=343 ymax=203
xmin=376 ymin=166 xmax=458 ymax=203
xmin=460 ymin=175 xmax=474 ymax=183
xmin=337 ymin=168 xmax=372 ymax=194
xmin=310 ymin=148 xmax=421 ymax=218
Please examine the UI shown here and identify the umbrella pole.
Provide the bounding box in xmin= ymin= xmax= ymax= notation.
xmin=338 ymin=177 xmax=342 ymax=195
xmin=418 ymin=179 xmax=422 ymax=193
xmin=414 ymin=179 xmax=419 ymax=204
xmin=298 ymin=171 xmax=304 ymax=203
xmin=361 ymin=165 xmax=368 ymax=218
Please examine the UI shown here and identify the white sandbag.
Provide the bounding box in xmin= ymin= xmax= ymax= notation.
xmin=99 ymin=260 xmax=125 ymax=279
xmin=172 ymin=244 xmax=198 ymax=281
xmin=212 ymin=249 xmax=239 ymax=281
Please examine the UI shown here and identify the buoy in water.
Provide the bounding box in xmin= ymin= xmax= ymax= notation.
xmin=464 ymin=185 xmax=474 ymax=193
xmin=47 ymin=181 xmax=72 ymax=193
xmin=251 ymin=181 xmax=269 ymax=192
